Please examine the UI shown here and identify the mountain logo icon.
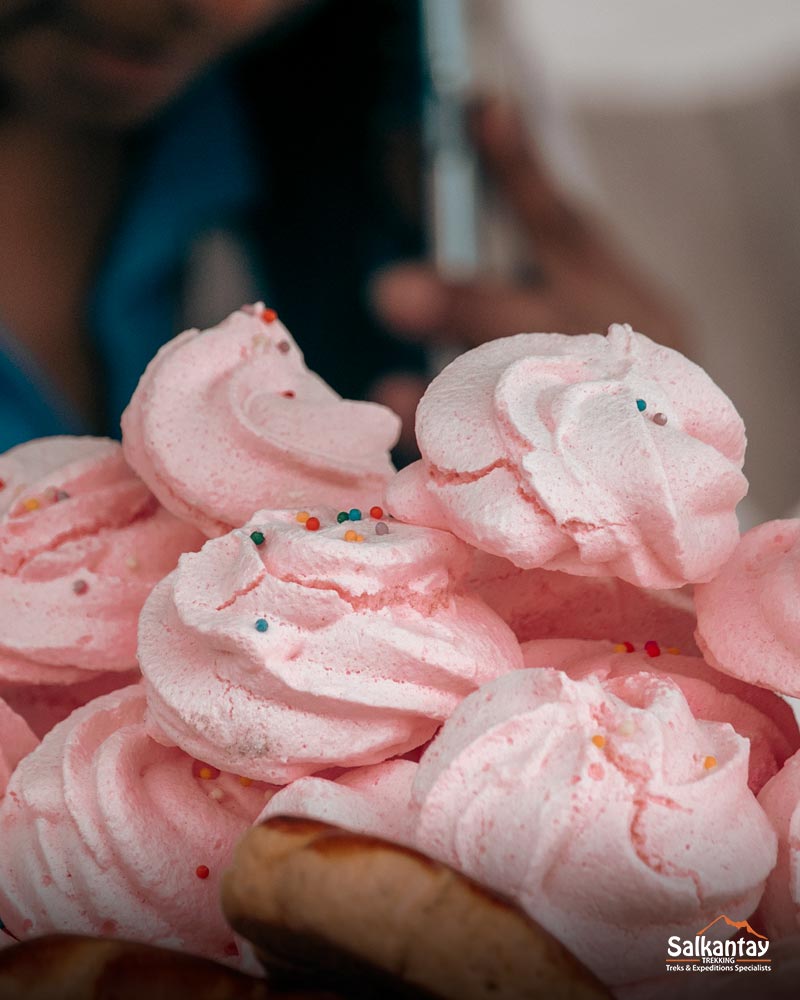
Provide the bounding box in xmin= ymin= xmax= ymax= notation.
xmin=695 ymin=915 xmax=767 ymax=940
xmin=666 ymin=915 xmax=770 ymax=967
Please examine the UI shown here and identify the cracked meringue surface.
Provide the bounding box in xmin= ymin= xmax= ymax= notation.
xmin=388 ymin=325 xmax=747 ymax=588
xmin=410 ymin=668 xmax=775 ymax=986
xmin=138 ymin=508 xmax=523 ymax=782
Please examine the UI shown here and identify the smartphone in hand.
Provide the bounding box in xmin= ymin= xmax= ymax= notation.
xmin=421 ymin=0 xmax=482 ymax=278
xmin=420 ymin=0 xmax=482 ymax=372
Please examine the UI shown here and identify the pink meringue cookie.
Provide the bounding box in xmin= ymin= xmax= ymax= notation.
xmin=756 ymin=749 xmax=800 ymax=938
xmin=259 ymin=759 xmax=418 ymax=846
xmin=0 ymin=670 xmax=140 ymax=739
xmin=121 ymin=305 xmax=401 ymax=537
xmin=469 ymin=551 xmax=699 ymax=652
xmin=0 ymin=685 xmax=274 ymax=964
xmin=387 ymin=324 xmax=747 ymax=588
xmin=0 ymin=436 xmax=203 ymax=684
xmin=520 ymin=637 xmax=800 ymax=793
xmin=411 ymin=668 xmax=776 ymax=987
xmin=0 ymin=697 xmax=37 ymax=796
xmin=695 ymin=519 xmax=800 ymax=697
xmin=138 ymin=508 xmax=523 ymax=783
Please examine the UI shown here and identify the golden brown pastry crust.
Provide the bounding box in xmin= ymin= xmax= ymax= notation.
xmin=223 ymin=816 xmax=612 ymax=1000
xmin=0 ymin=934 xmax=340 ymax=1000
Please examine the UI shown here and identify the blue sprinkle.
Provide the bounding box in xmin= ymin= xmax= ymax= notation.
xmin=255 ymin=619 xmax=269 ymax=633
xmin=348 ymin=508 xmax=362 ymax=521
xmin=636 ymin=399 xmax=647 ymax=412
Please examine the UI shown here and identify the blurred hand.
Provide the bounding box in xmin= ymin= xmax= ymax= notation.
xmin=372 ymin=99 xmax=686 ymax=354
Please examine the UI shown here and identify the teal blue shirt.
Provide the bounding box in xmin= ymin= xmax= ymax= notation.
xmin=0 ymin=75 xmax=260 ymax=451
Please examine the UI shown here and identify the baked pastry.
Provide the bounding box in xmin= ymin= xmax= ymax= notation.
xmin=388 ymin=324 xmax=746 ymax=588
xmin=0 ymin=935 xmax=341 ymax=999
xmin=121 ymin=305 xmax=401 ymax=537
xmin=223 ymin=816 xmax=611 ymax=999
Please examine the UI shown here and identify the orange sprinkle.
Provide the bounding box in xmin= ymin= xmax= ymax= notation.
xmin=591 ymin=735 xmax=606 ymax=749
xmin=355 ymin=534 xmax=365 ymax=543
xmin=22 ymin=498 xmax=40 ymax=512
xmin=666 ymin=647 xmax=681 ymax=655
xmin=238 ymin=776 xmax=253 ymax=787
xmin=344 ymin=529 xmax=358 ymax=542
xmin=704 ymin=756 xmax=717 ymax=770
xmin=613 ymin=643 xmax=628 ymax=654
xmin=261 ymin=308 xmax=278 ymax=323
xmin=295 ymin=511 xmax=310 ymax=524
xmin=193 ymin=761 xmax=220 ymax=781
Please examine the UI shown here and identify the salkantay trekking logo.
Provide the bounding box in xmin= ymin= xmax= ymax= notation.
xmin=665 ymin=916 xmax=771 ymax=975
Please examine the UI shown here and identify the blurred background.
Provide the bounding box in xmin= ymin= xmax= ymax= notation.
xmin=1 ymin=0 xmax=798 ymax=522
xmin=495 ymin=0 xmax=800 ymax=526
